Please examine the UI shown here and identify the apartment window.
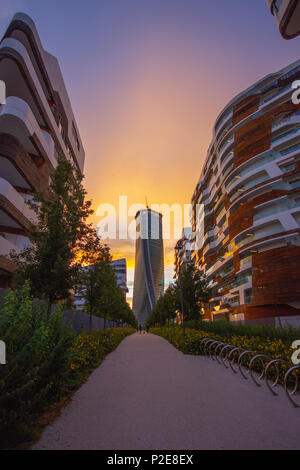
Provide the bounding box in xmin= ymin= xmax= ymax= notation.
xmin=271 ymin=127 xmax=300 ymax=145
xmin=262 ymin=85 xmax=290 ymax=105
xmin=72 ymin=122 xmax=80 ymax=151
xmin=280 ymin=143 xmax=300 ymax=156
xmin=280 ymin=65 xmax=300 ymax=81
xmin=290 ymin=179 xmax=300 ymax=189
xmin=281 ymin=163 xmax=296 ymax=173
xmin=244 ymin=288 xmax=252 ymax=304
xmin=253 ymin=199 xmax=295 ymax=221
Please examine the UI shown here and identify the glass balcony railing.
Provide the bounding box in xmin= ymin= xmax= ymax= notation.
xmin=262 ymin=85 xmax=290 ymax=105
xmin=271 ymin=127 xmax=300 ymax=145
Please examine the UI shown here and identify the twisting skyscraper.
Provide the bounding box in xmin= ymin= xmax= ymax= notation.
xmin=133 ymin=209 xmax=164 ymax=325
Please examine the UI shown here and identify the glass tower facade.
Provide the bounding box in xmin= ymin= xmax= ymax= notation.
xmin=133 ymin=209 xmax=164 ymax=325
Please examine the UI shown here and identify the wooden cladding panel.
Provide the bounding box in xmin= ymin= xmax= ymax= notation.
xmin=233 ymin=251 xmax=240 ymax=272
xmin=228 ymin=189 xmax=288 ymax=241
xmin=232 ymin=94 xmax=260 ymax=127
xmin=234 ymin=114 xmax=272 ymax=169
xmin=234 ymin=304 xmax=300 ymax=321
xmin=252 ymin=245 xmax=300 ymax=305
xmin=233 ymin=101 xmax=300 ymax=170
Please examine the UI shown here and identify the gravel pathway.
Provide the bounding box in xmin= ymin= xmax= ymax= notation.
xmin=33 ymin=333 xmax=300 ymax=450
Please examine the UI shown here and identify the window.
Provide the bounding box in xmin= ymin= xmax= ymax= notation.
xmin=271 ymin=127 xmax=300 ymax=145
xmin=281 ymin=144 xmax=300 ymax=156
xmin=290 ymin=179 xmax=300 ymax=189
xmin=244 ymin=288 xmax=252 ymax=304
xmin=72 ymin=122 xmax=80 ymax=151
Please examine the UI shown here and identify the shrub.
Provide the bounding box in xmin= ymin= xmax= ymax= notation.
xmin=67 ymin=328 xmax=134 ymax=384
xmin=0 ymin=282 xmax=75 ymax=440
xmin=0 ymin=283 xmax=134 ymax=446
xmin=185 ymin=319 xmax=300 ymax=343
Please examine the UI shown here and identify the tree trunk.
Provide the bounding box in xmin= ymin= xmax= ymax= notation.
xmin=89 ymin=310 xmax=92 ymax=334
xmin=46 ymin=299 xmax=52 ymax=323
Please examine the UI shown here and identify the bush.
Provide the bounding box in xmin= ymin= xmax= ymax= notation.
xmin=0 ymin=283 xmax=134 ymax=446
xmin=152 ymin=326 xmax=300 ymax=390
xmin=67 ymin=328 xmax=134 ymax=384
xmin=151 ymin=326 xmax=297 ymax=371
xmin=185 ymin=319 xmax=300 ymax=343
xmin=0 ymin=282 xmax=75 ymax=441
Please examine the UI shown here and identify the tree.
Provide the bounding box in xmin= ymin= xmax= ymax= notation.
xmin=178 ymin=264 xmax=212 ymax=328
xmin=77 ymin=245 xmax=137 ymax=331
xmin=146 ymin=284 xmax=178 ymax=328
xmin=146 ymin=264 xmax=211 ymax=329
xmin=10 ymin=158 xmax=94 ymax=317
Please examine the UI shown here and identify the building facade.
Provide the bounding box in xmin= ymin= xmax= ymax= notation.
xmin=266 ymin=0 xmax=300 ymax=39
xmin=191 ymin=60 xmax=300 ymax=326
xmin=74 ymin=260 xmax=128 ymax=310
xmin=111 ymin=258 xmax=128 ymax=297
xmin=0 ymin=13 xmax=85 ymax=287
xmin=133 ymin=209 xmax=164 ymax=325
xmin=174 ymin=228 xmax=193 ymax=278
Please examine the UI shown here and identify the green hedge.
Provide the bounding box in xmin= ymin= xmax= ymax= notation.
xmin=184 ymin=319 xmax=300 ymax=343
xmin=151 ymin=325 xmax=296 ymax=360
xmin=0 ymin=283 xmax=134 ymax=447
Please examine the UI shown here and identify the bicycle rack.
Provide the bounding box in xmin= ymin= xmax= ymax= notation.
xmin=208 ymin=341 xmax=222 ymax=360
xmin=265 ymin=359 xmax=289 ymax=396
xmin=199 ymin=338 xmax=299 ymax=407
xmin=284 ymin=366 xmax=300 ymax=408
xmin=249 ymin=354 xmax=271 ymax=387
xmin=228 ymin=347 xmax=244 ymax=374
xmin=238 ymin=350 xmax=255 ymax=380
xmin=219 ymin=344 xmax=236 ymax=368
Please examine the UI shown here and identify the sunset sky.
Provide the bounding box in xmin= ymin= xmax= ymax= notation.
xmin=1 ymin=0 xmax=300 ymax=304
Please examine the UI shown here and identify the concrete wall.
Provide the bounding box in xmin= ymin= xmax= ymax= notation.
xmin=63 ymin=309 xmax=119 ymax=333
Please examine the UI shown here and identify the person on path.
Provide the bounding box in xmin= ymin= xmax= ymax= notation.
xmin=139 ymin=325 xmax=142 ymax=334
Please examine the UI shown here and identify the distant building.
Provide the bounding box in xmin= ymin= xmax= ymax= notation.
xmin=190 ymin=60 xmax=300 ymax=327
xmin=0 ymin=13 xmax=85 ymax=287
xmin=111 ymin=258 xmax=128 ymax=296
xmin=133 ymin=209 xmax=164 ymax=325
xmin=74 ymin=259 xmax=128 ymax=309
xmin=174 ymin=228 xmax=193 ymax=279
xmin=266 ymin=0 xmax=300 ymax=39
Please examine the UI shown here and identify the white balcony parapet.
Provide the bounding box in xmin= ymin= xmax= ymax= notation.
xmin=0 ymin=177 xmax=37 ymax=224
xmin=0 ymin=234 xmax=21 ymax=256
xmin=0 ymin=38 xmax=73 ymax=168
xmin=0 ymin=96 xmax=56 ymax=169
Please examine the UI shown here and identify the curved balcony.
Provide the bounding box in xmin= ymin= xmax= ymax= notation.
xmin=0 ymin=177 xmax=37 ymax=226
xmin=0 ymin=38 xmax=71 ymax=167
xmin=0 ymin=96 xmax=56 ymax=168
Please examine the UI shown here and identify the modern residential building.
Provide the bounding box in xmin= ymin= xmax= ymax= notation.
xmin=266 ymin=0 xmax=300 ymax=39
xmin=190 ymin=60 xmax=300 ymax=326
xmin=174 ymin=227 xmax=193 ymax=279
xmin=111 ymin=258 xmax=129 ymax=297
xmin=133 ymin=208 xmax=164 ymax=325
xmin=0 ymin=13 xmax=85 ymax=287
